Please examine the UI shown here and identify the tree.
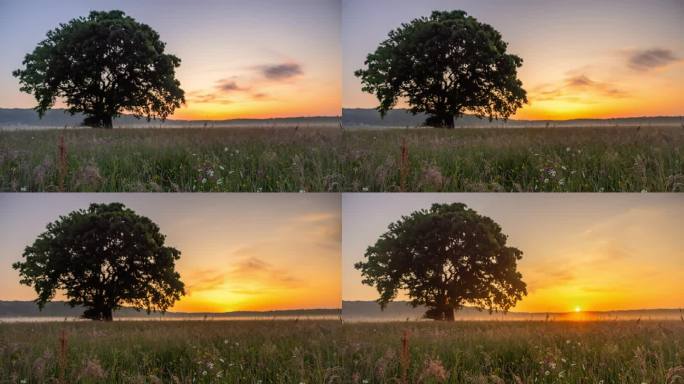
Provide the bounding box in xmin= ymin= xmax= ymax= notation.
xmin=13 ymin=10 xmax=185 ymax=128
xmin=355 ymin=10 xmax=527 ymax=128
xmin=355 ymin=203 xmax=526 ymax=321
xmin=13 ymin=203 xmax=185 ymax=321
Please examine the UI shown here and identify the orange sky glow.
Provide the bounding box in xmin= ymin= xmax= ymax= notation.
xmin=0 ymin=194 xmax=341 ymax=313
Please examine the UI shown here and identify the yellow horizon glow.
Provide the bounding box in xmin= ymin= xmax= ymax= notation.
xmin=343 ymin=195 xmax=684 ymax=314
xmin=0 ymin=195 xmax=342 ymax=313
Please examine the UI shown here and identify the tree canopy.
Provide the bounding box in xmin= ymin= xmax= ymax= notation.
xmin=13 ymin=203 xmax=185 ymax=321
xmin=355 ymin=203 xmax=527 ymax=321
xmin=13 ymin=10 xmax=185 ymax=128
xmin=355 ymin=10 xmax=527 ymax=128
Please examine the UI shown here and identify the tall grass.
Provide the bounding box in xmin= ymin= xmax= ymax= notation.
xmin=1 ymin=126 xmax=681 ymax=191
xmin=1 ymin=320 xmax=682 ymax=383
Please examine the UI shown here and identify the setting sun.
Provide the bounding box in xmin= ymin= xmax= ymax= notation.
xmin=575 ymin=306 xmax=582 ymax=313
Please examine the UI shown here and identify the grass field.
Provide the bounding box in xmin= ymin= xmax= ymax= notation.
xmin=1 ymin=320 xmax=683 ymax=383
xmin=1 ymin=126 xmax=682 ymax=192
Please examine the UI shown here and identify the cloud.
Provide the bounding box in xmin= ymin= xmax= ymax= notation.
xmin=260 ymin=63 xmax=303 ymax=80
xmin=216 ymin=80 xmax=249 ymax=92
xmin=628 ymin=48 xmax=680 ymax=71
xmin=227 ymin=256 xmax=302 ymax=287
xmin=531 ymin=73 xmax=627 ymax=103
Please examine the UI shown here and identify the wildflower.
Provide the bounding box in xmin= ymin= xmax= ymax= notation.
xmin=234 ymin=149 xmax=240 ymax=154
xmin=20 ymin=380 xmax=27 ymax=384
xmin=207 ymin=169 xmax=214 ymax=177
xmin=216 ymin=372 xmax=222 ymax=378
xmin=559 ymin=179 xmax=565 ymax=186
xmin=20 ymin=186 xmax=27 ymax=192
xmin=217 ymin=178 xmax=223 ymax=185
xmin=207 ymin=362 xmax=214 ymax=369
xmin=549 ymin=362 xmax=557 ymax=370
xmin=640 ymin=189 xmax=647 ymax=193
xmin=362 ymin=187 xmax=369 ymax=192
xmin=544 ymin=370 xmax=550 ymax=376
xmin=559 ymin=371 xmax=565 ymax=378
xmin=201 ymin=178 xmax=207 ymax=184
xmin=544 ymin=178 xmax=549 ymax=184
xmin=224 ymin=147 xmax=228 ymax=152
xmin=299 ymin=189 xmax=305 ymax=193
xmin=219 ymin=358 xmax=224 ymax=363
xmin=566 ymin=340 xmax=571 ymax=344
xmin=224 ymin=339 xmax=229 ymax=344
xmin=257 ymin=187 xmax=262 ymax=192
xmin=566 ymin=147 xmax=571 ymax=152
xmin=219 ymin=165 xmax=225 ymax=170
xmin=202 ymin=370 xmax=207 ymax=376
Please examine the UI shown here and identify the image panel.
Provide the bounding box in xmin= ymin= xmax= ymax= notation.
xmin=342 ymin=193 xmax=684 ymax=381
xmin=342 ymin=0 xmax=684 ymax=192
xmin=0 ymin=193 xmax=342 ymax=382
xmin=0 ymin=0 xmax=343 ymax=192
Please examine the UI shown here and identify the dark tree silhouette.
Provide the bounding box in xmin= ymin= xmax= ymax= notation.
xmin=355 ymin=10 xmax=527 ymax=128
xmin=355 ymin=203 xmax=527 ymax=321
xmin=13 ymin=10 xmax=185 ymax=128
xmin=13 ymin=203 xmax=185 ymax=321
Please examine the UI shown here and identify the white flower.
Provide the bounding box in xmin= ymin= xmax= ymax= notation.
xmin=224 ymin=147 xmax=228 ymax=152
xmin=299 ymin=189 xmax=305 ymax=193
xmin=362 ymin=187 xmax=369 ymax=192
xmin=207 ymin=362 xmax=214 ymax=369
xmin=201 ymin=178 xmax=207 ymax=184
xmin=207 ymin=169 xmax=214 ymax=177
xmin=544 ymin=370 xmax=550 ymax=376
xmin=566 ymin=147 xmax=571 ymax=152
xmin=544 ymin=178 xmax=549 ymax=184
xmin=202 ymin=370 xmax=207 ymax=376
xmin=20 ymin=187 xmax=27 ymax=192
xmin=219 ymin=165 xmax=225 ymax=170
xmin=640 ymin=189 xmax=647 ymax=193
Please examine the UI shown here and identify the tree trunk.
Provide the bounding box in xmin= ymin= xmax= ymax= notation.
xmin=444 ymin=115 xmax=455 ymax=129
xmin=102 ymin=307 xmax=113 ymax=322
xmin=102 ymin=115 xmax=113 ymax=129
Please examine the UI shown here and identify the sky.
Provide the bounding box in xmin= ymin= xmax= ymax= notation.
xmin=343 ymin=0 xmax=684 ymax=120
xmin=0 ymin=0 xmax=341 ymax=120
xmin=0 ymin=193 xmax=341 ymax=313
xmin=342 ymin=194 xmax=684 ymax=313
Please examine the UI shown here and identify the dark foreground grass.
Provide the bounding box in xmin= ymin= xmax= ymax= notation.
xmin=1 ymin=126 xmax=682 ymax=192
xmin=1 ymin=320 xmax=682 ymax=383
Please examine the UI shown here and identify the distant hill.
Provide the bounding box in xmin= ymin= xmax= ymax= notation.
xmin=342 ymin=300 xmax=683 ymax=321
xmin=0 ymin=300 xmax=340 ymax=319
xmin=0 ymin=108 xmax=340 ymax=128
xmin=341 ymin=108 xmax=683 ymax=128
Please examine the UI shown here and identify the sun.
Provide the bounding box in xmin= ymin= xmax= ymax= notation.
xmin=574 ymin=306 xmax=582 ymax=313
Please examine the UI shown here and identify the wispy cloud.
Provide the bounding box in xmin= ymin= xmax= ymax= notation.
xmin=628 ymin=48 xmax=680 ymax=71
xmin=259 ymin=63 xmax=303 ymax=80
xmin=216 ymin=80 xmax=249 ymax=92
xmin=531 ymin=73 xmax=627 ymax=103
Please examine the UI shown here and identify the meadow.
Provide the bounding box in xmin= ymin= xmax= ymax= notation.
xmin=0 ymin=126 xmax=682 ymax=192
xmin=1 ymin=320 xmax=682 ymax=383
